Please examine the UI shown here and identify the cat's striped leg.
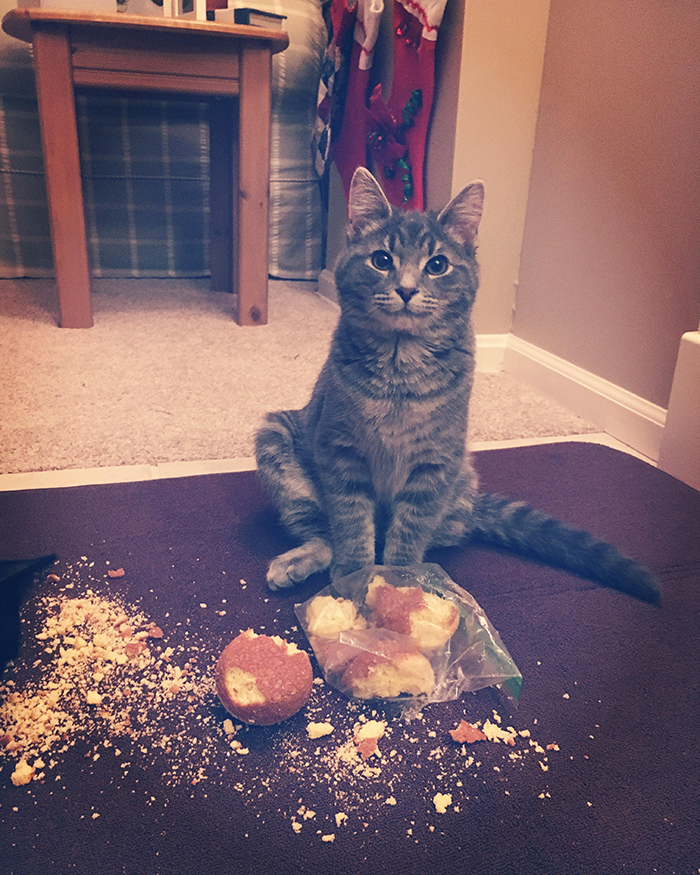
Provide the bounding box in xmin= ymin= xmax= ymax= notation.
xmin=255 ymin=411 xmax=332 ymax=590
xmin=325 ymin=490 xmax=377 ymax=580
xmin=314 ymin=438 xmax=377 ymax=580
xmin=383 ymin=461 xmax=470 ymax=565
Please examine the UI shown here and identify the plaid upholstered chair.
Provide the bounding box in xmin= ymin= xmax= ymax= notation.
xmin=0 ymin=0 xmax=325 ymax=284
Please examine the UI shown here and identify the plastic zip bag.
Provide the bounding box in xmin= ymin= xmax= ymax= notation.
xmin=295 ymin=564 xmax=522 ymax=709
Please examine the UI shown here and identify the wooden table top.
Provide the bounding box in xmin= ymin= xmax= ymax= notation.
xmin=1 ymin=7 xmax=289 ymax=53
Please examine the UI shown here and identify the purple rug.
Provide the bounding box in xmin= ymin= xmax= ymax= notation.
xmin=1 ymin=442 xmax=698 ymax=875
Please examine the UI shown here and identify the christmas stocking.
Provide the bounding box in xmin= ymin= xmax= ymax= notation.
xmin=330 ymin=0 xmax=385 ymax=203
xmin=367 ymin=0 xmax=448 ymax=210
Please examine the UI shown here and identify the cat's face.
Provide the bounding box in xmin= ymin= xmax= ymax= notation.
xmin=335 ymin=170 xmax=484 ymax=337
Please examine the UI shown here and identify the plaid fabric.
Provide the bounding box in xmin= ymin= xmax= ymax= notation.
xmin=0 ymin=92 xmax=210 ymax=278
xmin=77 ymin=94 xmax=210 ymax=277
xmin=0 ymin=94 xmax=52 ymax=276
xmin=265 ymin=0 xmax=327 ymax=280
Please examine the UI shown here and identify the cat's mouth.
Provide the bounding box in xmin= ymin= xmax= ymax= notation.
xmin=377 ymin=306 xmax=431 ymax=333
xmin=391 ymin=300 xmax=431 ymax=318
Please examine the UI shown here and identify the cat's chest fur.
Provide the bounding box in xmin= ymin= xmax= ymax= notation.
xmin=317 ymin=331 xmax=470 ymax=498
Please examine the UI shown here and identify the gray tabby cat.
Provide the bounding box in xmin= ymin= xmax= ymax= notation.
xmin=255 ymin=168 xmax=659 ymax=603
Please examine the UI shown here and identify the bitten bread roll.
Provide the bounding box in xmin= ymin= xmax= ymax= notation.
xmin=366 ymin=575 xmax=459 ymax=651
xmin=215 ymin=630 xmax=313 ymax=725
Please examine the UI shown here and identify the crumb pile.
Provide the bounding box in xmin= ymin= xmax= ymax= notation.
xmin=0 ymin=585 xmax=212 ymax=788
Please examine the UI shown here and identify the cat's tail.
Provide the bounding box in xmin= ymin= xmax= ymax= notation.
xmin=469 ymin=492 xmax=660 ymax=603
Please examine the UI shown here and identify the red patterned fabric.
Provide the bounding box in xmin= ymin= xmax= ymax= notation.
xmin=322 ymin=0 xmax=448 ymax=210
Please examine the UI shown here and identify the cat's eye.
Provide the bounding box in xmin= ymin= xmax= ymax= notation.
xmin=371 ymin=250 xmax=393 ymax=271
xmin=425 ymin=254 xmax=449 ymax=276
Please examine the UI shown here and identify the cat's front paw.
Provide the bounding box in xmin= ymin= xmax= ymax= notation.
xmin=266 ymin=556 xmax=300 ymax=590
xmin=266 ymin=539 xmax=333 ymax=591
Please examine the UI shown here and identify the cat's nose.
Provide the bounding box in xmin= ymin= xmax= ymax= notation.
xmin=396 ymin=286 xmax=418 ymax=303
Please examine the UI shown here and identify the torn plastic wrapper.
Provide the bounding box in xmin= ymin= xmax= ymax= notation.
xmin=295 ymin=564 xmax=522 ymax=708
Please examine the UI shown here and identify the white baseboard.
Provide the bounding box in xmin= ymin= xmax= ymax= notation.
xmin=501 ymin=335 xmax=667 ymax=462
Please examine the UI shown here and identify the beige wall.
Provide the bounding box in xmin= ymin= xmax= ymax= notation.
xmin=514 ymin=0 xmax=700 ymax=408
xmin=429 ymin=0 xmax=550 ymax=335
xmin=423 ymin=0 xmax=465 ymax=211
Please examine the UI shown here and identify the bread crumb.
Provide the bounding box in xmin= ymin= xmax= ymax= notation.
xmin=449 ymin=719 xmax=487 ymax=744
xmin=335 ymin=812 xmax=348 ymax=827
xmin=10 ymin=760 xmax=35 ymax=786
xmin=433 ymin=792 xmax=452 ymax=814
xmin=306 ymin=722 xmax=334 ymax=739
xmin=354 ymin=719 xmax=386 ymax=741
xmin=352 ymin=719 xmax=387 ymax=761
xmin=385 ymin=796 xmax=397 ymax=805
xmin=321 ymin=834 xmax=335 ymax=843
xmin=481 ymin=720 xmax=516 ymax=746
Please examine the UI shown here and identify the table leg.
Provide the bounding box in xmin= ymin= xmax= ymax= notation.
xmin=33 ymin=25 xmax=92 ymax=328
xmin=237 ymin=44 xmax=272 ymax=326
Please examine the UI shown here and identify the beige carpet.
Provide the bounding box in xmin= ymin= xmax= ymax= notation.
xmin=0 ymin=278 xmax=597 ymax=475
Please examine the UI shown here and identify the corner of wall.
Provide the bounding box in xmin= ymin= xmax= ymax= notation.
xmin=658 ymin=330 xmax=700 ymax=490
xmin=449 ymin=0 xmax=551 ymax=336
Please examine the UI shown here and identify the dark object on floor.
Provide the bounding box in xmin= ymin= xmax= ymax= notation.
xmin=0 ymin=444 xmax=697 ymax=875
xmin=0 ymin=555 xmax=56 ymax=674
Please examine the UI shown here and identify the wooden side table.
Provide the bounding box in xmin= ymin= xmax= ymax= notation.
xmin=1 ymin=8 xmax=288 ymax=327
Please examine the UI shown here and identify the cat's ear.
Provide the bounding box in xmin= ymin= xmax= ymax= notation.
xmin=348 ymin=167 xmax=392 ymax=237
xmin=437 ymin=181 xmax=485 ymax=249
